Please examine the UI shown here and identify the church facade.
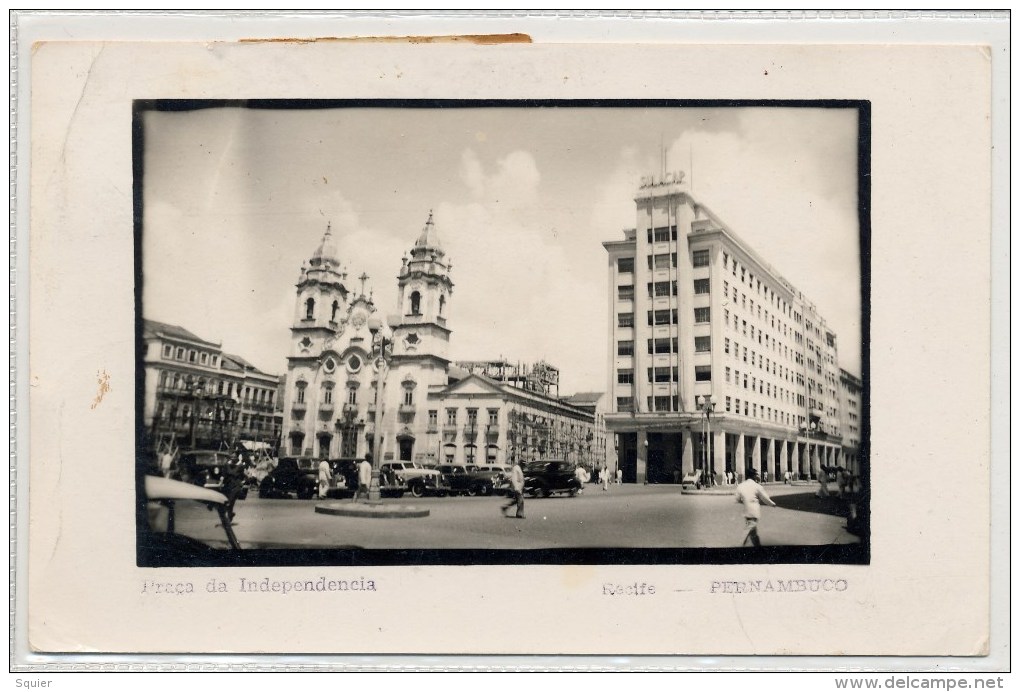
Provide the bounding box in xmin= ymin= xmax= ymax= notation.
xmin=280 ymin=214 xmax=604 ymax=470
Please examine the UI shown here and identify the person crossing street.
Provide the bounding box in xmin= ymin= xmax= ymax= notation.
xmin=735 ymin=468 xmax=777 ymax=547
xmin=501 ymin=458 xmax=525 ymax=519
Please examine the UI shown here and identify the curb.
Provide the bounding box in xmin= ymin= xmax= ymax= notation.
xmin=314 ymin=502 xmax=430 ymax=519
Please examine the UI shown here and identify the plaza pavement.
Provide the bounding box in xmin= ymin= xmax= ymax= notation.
xmin=175 ymin=481 xmax=860 ymax=550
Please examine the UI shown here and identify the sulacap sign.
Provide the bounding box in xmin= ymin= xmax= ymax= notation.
xmin=639 ymin=171 xmax=686 ymax=188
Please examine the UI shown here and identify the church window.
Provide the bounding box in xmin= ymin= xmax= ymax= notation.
xmin=322 ymin=383 xmax=334 ymax=405
xmin=439 ymin=295 xmax=446 ymax=315
xmin=296 ymin=382 xmax=306 ymax=404
xmin=305 ymin=297 xmax=315 ymax=320
xmin=347 ymin=385 xmax=358 ymax=405
xmin=162 ymin=344 xmax=172 ymax=358
xmin=175 ymin=347 xmax=184 ymax=360
xmin=331 ymin=300 xmax=340 ymax=322
xmin=403 ymin=385 xmax=415 ymax=406
xmin=410 ymin=291 xmax=422 ymax=315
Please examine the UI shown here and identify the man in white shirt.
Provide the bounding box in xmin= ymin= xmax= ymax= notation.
xmin=318 ymin=458 xmax=333 ymax=500
xmin=501 ymin=459 xmax=525 ymax=519
xmin=354 ymin=457 xmax=372 ymax=503
xmin=735 ymin=469 xmax=778 ymax=547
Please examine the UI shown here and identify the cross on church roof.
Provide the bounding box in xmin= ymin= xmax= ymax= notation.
xmin=359 ymin=272 xmax=369 ymax=295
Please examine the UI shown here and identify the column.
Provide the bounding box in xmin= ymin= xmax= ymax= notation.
xmin=766 ymin=438 xmax=776 ymax=481
xmin=778 ymin=441 xmax=788 ymax=477
xmin=734 ymin=434 xmax=745 ymax=481
xmin=750 ymin=435 xmax=761 ymax=477
xmin=799 ymin=443 xmax=808 ymax=479
xmin=712 ymin=429 xmax=725 ymax=484
xmin=809 ymin=444 xmax=819 ymax=479
xmin=636 ymin=429 xmax=648 ymax=484
xmin=681 ymin=431 xmax=694 ymax=476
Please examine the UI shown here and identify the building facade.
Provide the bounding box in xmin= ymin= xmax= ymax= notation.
xmin=603 ymin=171 xmax=860 ymax=484
xmin=142 ymin=319 xmax=282 ymax=451
xmin=839 ymin=368 xmax=863 ymax=475
xmin=281 ymin=215 xmax=601 ymax=467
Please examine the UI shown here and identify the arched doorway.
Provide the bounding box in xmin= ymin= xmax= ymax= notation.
xmin=316 ymin=432 xmax=332 ymax=459
xmin=397 ymin=434 xmax=415 ymax=462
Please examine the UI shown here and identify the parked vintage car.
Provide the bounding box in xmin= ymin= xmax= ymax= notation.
xmin=327 ymin=458 xmax=405 ymax=498
xmin=435 ymin=464 xmax=504 ymax=496
xmin=258 ymin=456 xmax=318 ymax=499
xmin=175 ymin=449 xmax=248 ymax=504
xmin=523 ymin=459 xmax=583 ymax=498
xmin=380 ymin=461 xmax=446 ymax=498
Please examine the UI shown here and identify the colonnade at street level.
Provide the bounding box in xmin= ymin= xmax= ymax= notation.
xmin=614 ymin=429 xmax=858 ymax=485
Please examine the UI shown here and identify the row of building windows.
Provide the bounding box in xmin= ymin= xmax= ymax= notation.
xmin=724 ymin=307 xmax=808 ymax=373
xmin=157 ymin=370 xmax=275 ymax=407
xmin=616 ymin=330 xmax=713 ymax=357
xmin=724 ymin=395 xmax=804 ymax=427
xmin=724 ymin=337 xmax=802 ymax=388
xmin=722 ymin=251 xmax=799 ymax=322
xmin=647 ymin=226 xmax=678 ymax=244
xmin=439 ymin=408 xmax=500 ymax=428
xmin=295 ymin=380 xmax=373 ymax=406
xmin=161 ymin=342 xmax=220 ymax=368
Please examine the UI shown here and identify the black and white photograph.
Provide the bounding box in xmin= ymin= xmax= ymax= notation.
xmin=136 ymin=101 xmax=869 ymax=566
xmin=18 ymin=21 xmax=999 ymax=665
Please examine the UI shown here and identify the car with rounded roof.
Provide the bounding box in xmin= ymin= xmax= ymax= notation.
xmin=259 ymin=456 xmax=318 ymax=499
xmin=523 ymin=459 xmax=583 ymax=498
xmin=380 ymin=461 xmax=447 ymax=498
xmin=435 ymin=464 xmax=505 ymax=496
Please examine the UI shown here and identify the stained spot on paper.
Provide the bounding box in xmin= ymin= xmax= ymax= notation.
xmin=238 ymin=33 xmax=533 ymax=45
xmin=90 ymin=369 xmax=111 ymax=410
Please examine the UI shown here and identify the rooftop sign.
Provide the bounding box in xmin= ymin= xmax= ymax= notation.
xmin=639 ymin=171 xmax=686 ymax=188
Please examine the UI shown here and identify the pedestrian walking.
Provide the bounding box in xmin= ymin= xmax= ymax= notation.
xmin=616 ymin=468 xmax=622 ymax=485
xmin=836 ymin=467 xmax=848 ymax=498
xmin=354 ymin=456 xmax=372 ymax=503
xmin=735 ymin=468 xmax=777 ymax=547
xmin=318 ymin=458 xmax=333 ymax=500
xmin=573 ymin=464 xmax=587 ymax=495
xmin=815 ymin=466 xmax=831 ymax=498
xmin=501 ymin=458 xmax=525 ymax=518
xmin=601 ymin=463 xmax=610 ymax=491
xmin=221 ymin=456 xmax=246 ymax=525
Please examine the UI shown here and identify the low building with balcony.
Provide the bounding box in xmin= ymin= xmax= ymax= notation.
xmin=142 ymin=319 xmax=281 ymax=453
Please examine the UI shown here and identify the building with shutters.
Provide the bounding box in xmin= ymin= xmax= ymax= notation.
xmin=603 ymin=171 xmax=862 ymax=484
xmin=142 ymin=319 xmax=283 ymax=452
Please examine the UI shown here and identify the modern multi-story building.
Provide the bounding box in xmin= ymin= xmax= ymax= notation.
xmin=142 ymin=319 xmax=282 ymax=451
xmin=281 ymin=215 xmax=601 ymax=467
xmin=839 ymin=368 xmax=863 ymax=475
xmin=603 ymin=170 xmax=860 ymax=484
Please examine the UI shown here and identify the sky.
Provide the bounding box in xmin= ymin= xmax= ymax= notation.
xmin=142 ymin=104 xmax=862 ymax=393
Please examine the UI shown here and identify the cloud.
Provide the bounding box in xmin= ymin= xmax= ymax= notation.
xmin=435 ymin=153 xmax=605 ymax=392
xmin=459 ymin=149 xmax=541 ymax=211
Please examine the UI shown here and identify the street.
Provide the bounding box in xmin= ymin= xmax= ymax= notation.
xmin=173 ymin=482 xmax=861 ymax=552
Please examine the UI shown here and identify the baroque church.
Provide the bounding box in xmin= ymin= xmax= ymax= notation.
xmin=281 ymin=213 xmax=453 ymax=463
xmin=281 ymin=214 xmax=607 ymax=471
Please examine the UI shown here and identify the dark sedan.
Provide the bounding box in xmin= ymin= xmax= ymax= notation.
xmin=435 ymin=464 xmax=502 ymax=496
xmin=523 ymin=460 xmax=582 ymax=498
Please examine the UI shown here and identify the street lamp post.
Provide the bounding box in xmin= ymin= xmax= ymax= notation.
xmin=697 ymin=395 xmax=715 ymax=486
xmin=367 ymin=314 xmax=400 ymax=502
